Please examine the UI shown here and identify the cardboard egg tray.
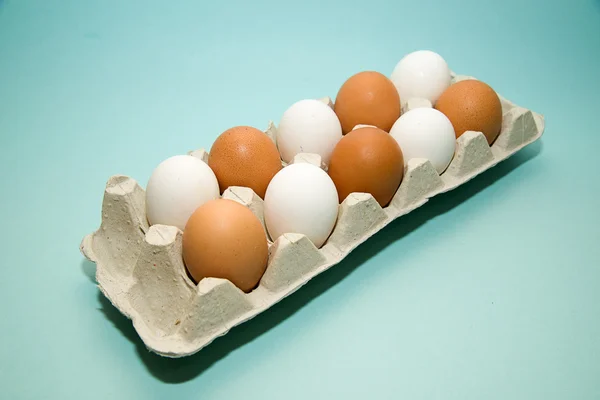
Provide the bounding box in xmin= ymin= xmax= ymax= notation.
xmin=80 ymin=72 xmax=545 ymax=358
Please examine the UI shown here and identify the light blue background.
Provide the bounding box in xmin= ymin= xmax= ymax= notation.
xmin=1 ymin=0 xmax=599 ymax=399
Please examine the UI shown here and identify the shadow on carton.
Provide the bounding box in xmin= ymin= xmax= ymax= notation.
xmin=85 ymin=139 xmax=543 ymax=383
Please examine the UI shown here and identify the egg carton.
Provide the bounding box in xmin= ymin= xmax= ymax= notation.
xmin=80 ymin=72 xmax=545 ymax=358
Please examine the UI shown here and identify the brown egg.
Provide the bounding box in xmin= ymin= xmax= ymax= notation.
xmin=334 ymin=71 xmax=401 ymax=135
xmin=208 ymin=126 xmax=282 ymax=198
xmin=435 ymin=79 xmax=503 ymax=145
xmin=182 ymin=198 xmax=268 ymax=293
xmin=327 ymin=126 xmax=404 ymax=207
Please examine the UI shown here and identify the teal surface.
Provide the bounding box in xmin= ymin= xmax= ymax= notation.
xmin=1 ymin=0 xmax=599 ymax=399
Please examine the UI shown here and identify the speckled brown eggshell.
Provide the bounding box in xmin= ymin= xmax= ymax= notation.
xmin=327 ymin=126 xmax=404 ymax=207
xmin=435 ymin=79 xmax=503 ymax=145
xmin=333 ymin=71 xmax=401 ymax=135
xmin=182 ymin=198 xmax=269 ymax=293
xmin=208 ymin=126 xmax=282 ymax=199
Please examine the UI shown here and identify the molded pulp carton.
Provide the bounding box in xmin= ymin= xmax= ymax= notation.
xmin=80 ymin=72 xmax=545 ymax=358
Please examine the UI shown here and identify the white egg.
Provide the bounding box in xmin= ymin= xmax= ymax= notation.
xmin=391 ymin=50 xmax=451 ymax=105
xmin=146 ymin=155 xmax=220 ymax=231
xmin=276 ymin=99 xmax=342 ymax=166
xmin=264 ymin=163 xmax=339 ymax=248
xmin=390 ymin=108 xmax=456 ymax=174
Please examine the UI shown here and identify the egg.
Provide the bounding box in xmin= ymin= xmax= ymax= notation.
xmin=390 ymin=50 xmax=451 ymax=105
xmin=327 ymin=126 xmax=404 ymax=207
xmin=182 ymin=198 xmax=268 ymax=293
xmin=146 ymin=155 xmax=219 ymax=231
xmin=435 ymin=79 xmax=503 ymax=145
xmin=276 ymin=99 xmax=343 ymax=166
xmin=264 ymin=163 xmax=339 ymax=248
xmin=208 ymin=125 xmax=282 ymax=198
xmin=389 ymin=108 xmax=456 ymax=174
xmin=333 ymin=71 xmax=401 ymax=134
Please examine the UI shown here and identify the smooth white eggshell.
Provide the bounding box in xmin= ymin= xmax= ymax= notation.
xmin=264 ymin=163 xmax=339 ymax=248
xmin=276 ymin=99 xmax=342 ymax=166
xmin=146 ymin=155 xmax=220 ymax=231
xmin=390 ymin=108 xmax=456 ymax=174
xmin=391 ymin=50 xmax=451 ymax=105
